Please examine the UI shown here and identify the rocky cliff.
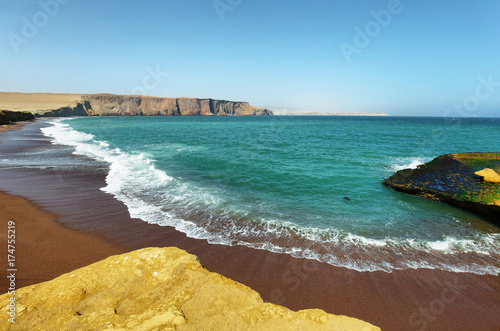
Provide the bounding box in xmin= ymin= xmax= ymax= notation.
xmin=35 ymin=100 xmax=91 ymax=117
xmin=0 ymin=92 xmax=273 ymax=117
xmin=0 ymin=110 xmax=34 ymax=125
xmin=0 ymin=247 xmax=379 ymax=330
xmin=383 ymin=153 xmax=500 ymax=223
xmin=80 ymin=94 xmax=272 ymax=116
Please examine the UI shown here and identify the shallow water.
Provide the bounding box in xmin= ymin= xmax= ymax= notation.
xmin=34 ymin=116 xmax=500 ymax=274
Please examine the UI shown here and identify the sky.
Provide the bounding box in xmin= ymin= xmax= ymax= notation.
xmin=1 ymin=0 xmax=499 ymax=117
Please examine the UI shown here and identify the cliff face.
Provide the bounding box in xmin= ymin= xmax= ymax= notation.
xmin=0 ymin=110 xmax=34 ymax=125
xmin=26 ymin=94 xmax=272 ymax=117
xmin=0 ymin=92 xmax=273 ymax=117
xmin=35 ymin=100 xmax=91 ymax=117
xmin=80 ymin=94 xmax=272 ymax=116
xmin=0 ymin=247 xmax=379 ymax=330
xmin=383 ymin=153 xmax=500 ymax=223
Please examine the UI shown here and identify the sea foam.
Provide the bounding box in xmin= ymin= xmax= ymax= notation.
xmin=390 ymin=157 xmax=427 ymax=171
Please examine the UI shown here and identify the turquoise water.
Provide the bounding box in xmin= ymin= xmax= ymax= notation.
xmin=41 ymin=116 xmax=500 ymax=274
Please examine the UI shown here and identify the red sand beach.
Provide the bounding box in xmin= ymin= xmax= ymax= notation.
xmin=1 ymin=121 xmax=499 ymax=330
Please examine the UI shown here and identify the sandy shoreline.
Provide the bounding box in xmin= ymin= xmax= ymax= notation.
xmin=0 ymin=192 xmax=126 ymax=291
xmin=0 ymin=121 xmax=31 ymax=133
xmin=1 ymin=120 xmax=499 ymax=330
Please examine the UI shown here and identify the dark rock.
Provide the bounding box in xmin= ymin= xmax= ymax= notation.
xmin=0 ymin=110 xmax=35 ymax=125
xmin=36 ymin=100 xmax=91 ymax=117
xmin=383 ymin=153 xmax=500 ymax=224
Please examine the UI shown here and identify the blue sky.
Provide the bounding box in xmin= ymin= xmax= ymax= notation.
xmin=1 ymin=0 xmax=499 ymax=116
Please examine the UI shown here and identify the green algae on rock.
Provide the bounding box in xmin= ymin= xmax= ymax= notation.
xmin=383 ymin=153 xmax=500 ymax=224
xmin=0 ymin=247 xmax=380 ymax=331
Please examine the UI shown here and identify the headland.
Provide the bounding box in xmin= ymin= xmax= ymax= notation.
xmin=0 ymin=92 xmax=273 ymax=117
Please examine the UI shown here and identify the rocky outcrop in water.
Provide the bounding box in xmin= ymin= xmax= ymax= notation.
xmin=0 ymin=110 xmax=34 ymax=125
xmin=383 ymin=153 xmax=500 ymax=224
xmin=0 ymin=247 xmax=379 ymax=330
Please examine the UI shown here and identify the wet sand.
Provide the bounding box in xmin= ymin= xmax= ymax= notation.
xmin=0 ymin=121 xmax=31 ymax=133
xmin=0 ymin=192 xmax=126 ymax=290
xmin=1 ymin=121 xmax=499 ymax=330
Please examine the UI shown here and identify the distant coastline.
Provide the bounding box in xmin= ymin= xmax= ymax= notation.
xmin=275 ymin=112 xmax=389 ymax=116
xmin=0 ymin=92 xmax=394 ymax=118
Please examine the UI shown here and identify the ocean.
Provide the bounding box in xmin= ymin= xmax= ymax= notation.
xmin=37 ymin=116 xmax=500 ymax=275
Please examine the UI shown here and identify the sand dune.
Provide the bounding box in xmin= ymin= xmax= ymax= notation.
xmin=0 ymin=92 xmax=82 ymax=114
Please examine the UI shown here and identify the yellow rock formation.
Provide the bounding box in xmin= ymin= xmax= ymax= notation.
xmin=475 ymin=168 xmax=500 ymax=183
xmin=0 ymin=247 xmax=379 ymax=330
